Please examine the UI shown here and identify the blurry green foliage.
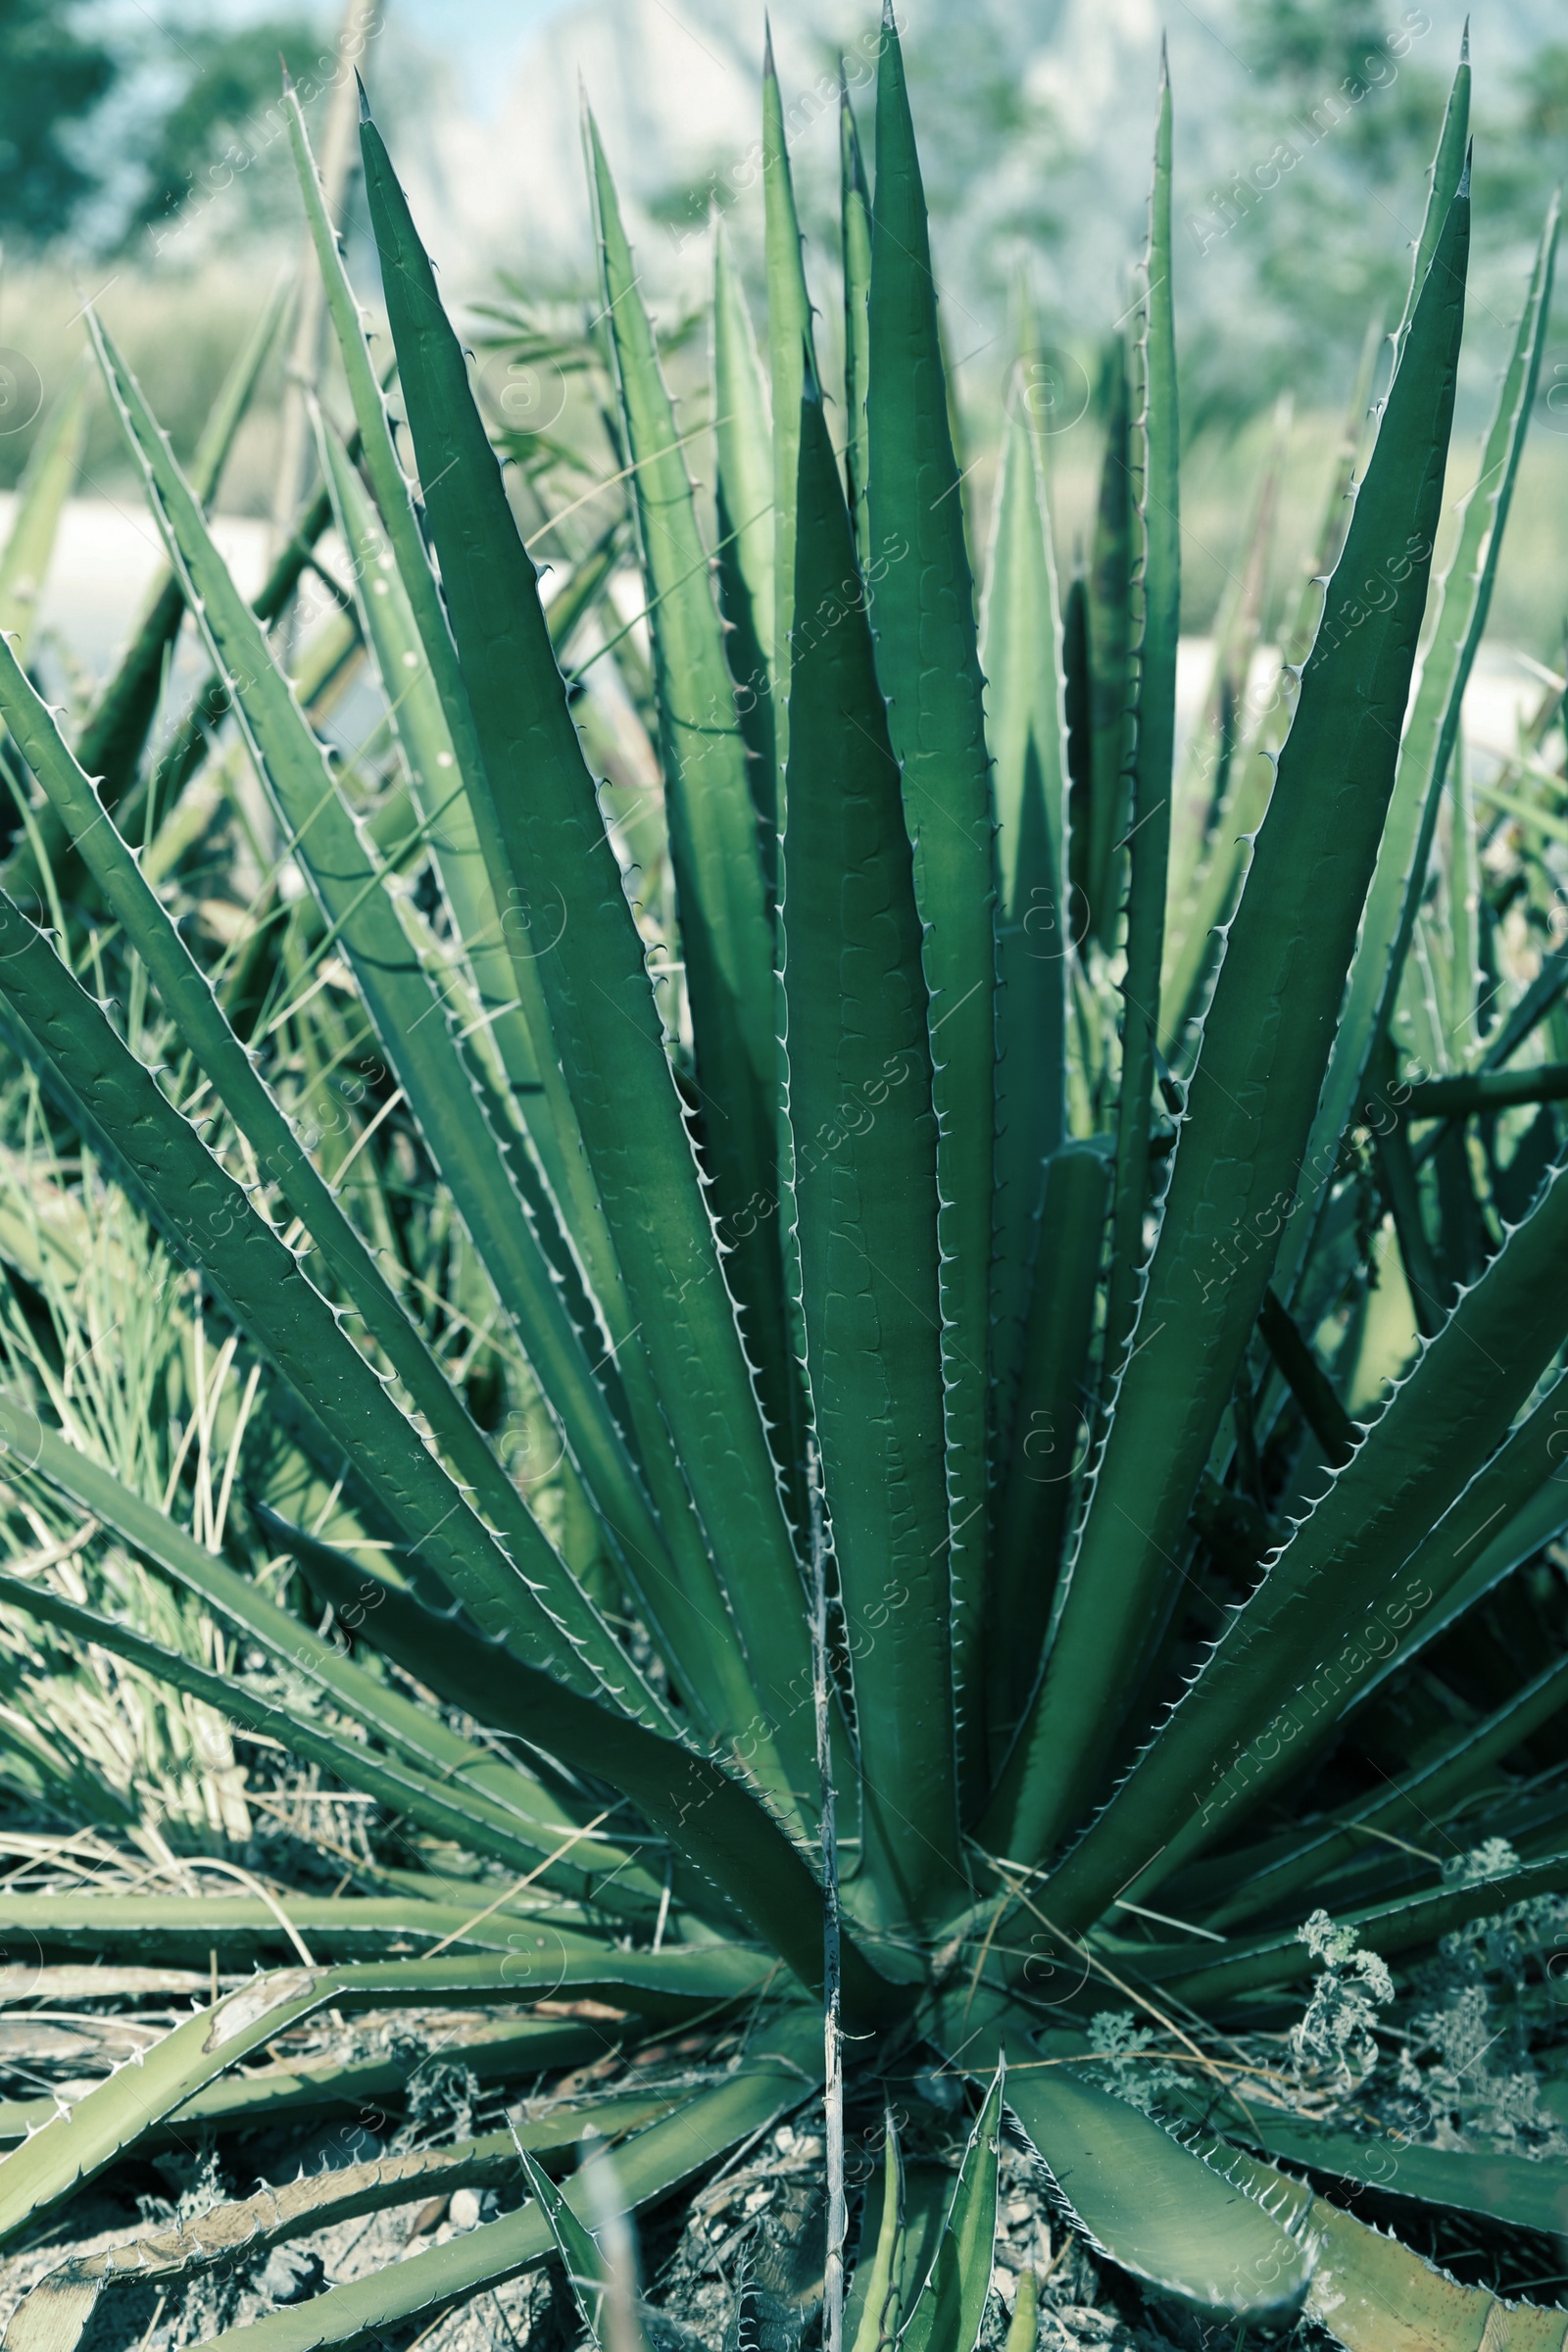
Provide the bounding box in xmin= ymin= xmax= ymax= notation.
xmin=0 ymin=0 xmax=115 ymax=241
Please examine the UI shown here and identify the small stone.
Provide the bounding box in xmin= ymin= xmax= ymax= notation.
xmin=450 ymin=2188 xmax=483 ymax=2230
xmin=257 ymin=2246 xmax=327 ymax=2306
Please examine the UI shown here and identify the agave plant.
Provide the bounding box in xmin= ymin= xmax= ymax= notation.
xmin=0 ymin=12 xmax=1566 ymax=2349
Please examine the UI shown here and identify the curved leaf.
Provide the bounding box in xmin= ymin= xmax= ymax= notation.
xmin=6 ymin=2101 xmax=675 ymax=2352
xmin=0 ymin=2018 xmax=622 ymax=2146
xmin=1047 ymin=1150 xmax=1568 ymax=1929
xmin=2 ymin=1405 xmax=656 ymax=1898
xmin=846 ymin=2124 xmax=905 ymax=2352
xmin=0 ymin=1567 xmax=648 ymax=1892
xmin=946 ymin=2004 xmax=1310 ymax=2321
xmin=74 ymin=281 xmax=285 ymax=811
xmin=190 ymin=2012 xmax=822 ymax=2352
xmin=1234 ymin=2110 xmax=1568 ymax=2236
xmin=1198 ymin=2127 xmax=1568 ymax=2352
xmin=256 ymin=1517 xmax=906 ymax=2027
xmin=0 ymin=1949 xmax=779 ymax=2246
xmin=281 ymin=81 xmax=623 ymax=1330
xmin=0 ymin=624 xmax=678 ymax=1740
xmin=1159 ymin=317 xmax=1384 ymax=1054
xmin=0 ymin=1894 xmax=628 ymax=1966
xmin=0 ymin=883 xmax=620 ymax=1694
xmin=1209 ymin=1644 xmax=1568 ymax=1931
xmin=1152 ymin=1851 xmax=1568 ymax=2009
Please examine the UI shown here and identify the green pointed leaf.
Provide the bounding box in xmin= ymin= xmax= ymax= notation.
xmin=261 ymin=1516 xmax=906 ymax=2026
xmin=1004 ymin=2265 xmax=1038 ymax=2352
xmin=0 ymin=1404 xmax=657 ymax=1899
xmin=1210 ymin=1644 xmax=1568 ymax=1931
xmin=282 ymin=82 xmax=627 ymax=1351
xmin=988 ymin=167 xmax=1471 ymax=1868
xmin=783 ymin=368 xmax=959 ymax=1923
xmin=989 ymin=1145 xmax=1108 ymax=1760
xmin=840 ymin=71 xmax=872 ymax=571
xmin=983 ymin=347 xmax=1072 ymax=1434
xmin=112 ymin=465 xmax=347 ymax=866
xmin=711 ymin=218 xmax=777 ymax=846
xmin=587 ymin=121 xmax=799 ymax=1518
xmin=359 ymin=102 xmax=820 ymax=1812
xmin=1394 ymin=33 xmax=1470 ymax=359
xmin=867 ymin=8 xmax=994 ymax=1779
xmin=6 ymin=2111 xmax=673 ymax=2352
xmin=315 ymin=416 xmax=542 ymax=1112
xmin=74 ymin=279 xmax=286 ymax=809
xmin=170 ymin=2047 xmax=662 ymax=2139
xmin=515 ymin=2145 xmax=616 ymax=2344
xmin=900 ymin=2066 xmax=1003 ymax=2352
xmin=0 ymin=1893 xmax=645 ymax=1969
xmin=1084 ymin=343 xmax=1134 ymax=948
xmin=1160 ymin=316 xmax=1383 ymax=1056
xmin=1230 ymin=2112 xmax=1568 ymax=2237
xmin=311 ymin=419 xmax=722 ymax=1704
xmin=1151 ymin=1851 xmax=1568 ymax=2011
xmin=1164 ymin=1366 xmax=1568 ymax=1929
xmin=1103 ymin=59 xmax=1178 ymax=1384
xmin=1286 ymin=188 xmax=1558 ymax=1291
xmin=318 ymin=418 xmax=785 ymax=1750
xmin=763 ymin=23 xmax=817 ymax=765
xmin=0 ymin=1566 xmax=646 ymax=1893
xmin=848 ymin=2124 xmax=904 ymax=2352
xmin=1164 ymin=402 xmax=1288 ymax=937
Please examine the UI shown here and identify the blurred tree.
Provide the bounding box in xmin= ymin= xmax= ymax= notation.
xmin=0 ymin=0 xmax=115 ymax=241
xmin=127 ymin=19 xmax=319 ymax=257
xmin=1474 ymin=42 xmax=1568 ymax=244
xmin=1179 ymin=0 xmax=1445 ymax=432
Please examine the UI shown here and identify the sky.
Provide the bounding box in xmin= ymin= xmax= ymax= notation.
xmin=148 ymin=0 xmax=577 ymax=115
xmin=384 ymin=0 xmax=568 ymax=111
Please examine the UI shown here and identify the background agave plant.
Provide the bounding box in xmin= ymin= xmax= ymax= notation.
xmin=0 ymin=12 xmax=1563 ymax=2351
